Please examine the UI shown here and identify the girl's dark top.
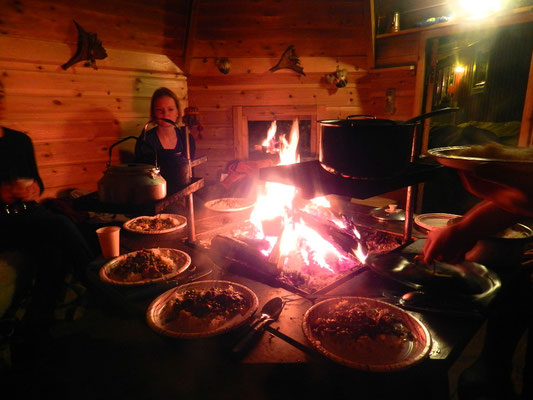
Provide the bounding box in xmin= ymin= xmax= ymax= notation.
xmin=134 ymin=126 xmax=196 ymax=194
xmin=0 ymin=127 xmax=44 ymax=194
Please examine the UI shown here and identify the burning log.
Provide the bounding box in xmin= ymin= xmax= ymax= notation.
xmin=210 ymin=235 xmax=280 ymax=277
xmin=235 ymin=237 xmax=270 ymax=251
xmin=261 ymin=216 xmax=285 ymax=267
xmin=296 ymin=210 xmax=368 ymax=260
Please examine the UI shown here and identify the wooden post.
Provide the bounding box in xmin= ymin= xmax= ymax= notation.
xmin=185 ymin=126 xmax=195 ymax=243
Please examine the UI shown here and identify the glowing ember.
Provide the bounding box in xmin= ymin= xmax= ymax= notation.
xmin=249 ymin=120 xmax=367 ymax=277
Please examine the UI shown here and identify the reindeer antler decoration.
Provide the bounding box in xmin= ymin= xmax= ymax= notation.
xmin=270 ymin=45 xmax=306 ymax=76
xmin=62 ymin=21 xmax=108 ymax=70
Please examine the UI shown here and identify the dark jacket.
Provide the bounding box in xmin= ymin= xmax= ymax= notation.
xmin=0 ymin=127 xmax=44 ymax=194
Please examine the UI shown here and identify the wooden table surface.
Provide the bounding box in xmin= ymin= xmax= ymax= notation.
xmin=84 ymin=204 xmax=521 ymax=399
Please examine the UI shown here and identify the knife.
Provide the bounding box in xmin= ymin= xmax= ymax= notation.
xmin=232 ymin=296 xmax=284 ymax=354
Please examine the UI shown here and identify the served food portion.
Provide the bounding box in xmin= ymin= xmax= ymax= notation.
xmin=99 ymin=248 xmax=191 ymax=285
xmin=123 ymin=214 xmax=187 ymax=234
xmin=428 ymin=144 xmax=533 ymax=171
xmin=303 ymin=297 xmax=430 ymax=371
xmin=147 ymin=280 xmax=259 ymax=338
xmin=452 ymin=143 xmax=533 ymax=160
xmin=204 ymin=197 xmax=255 ymax=212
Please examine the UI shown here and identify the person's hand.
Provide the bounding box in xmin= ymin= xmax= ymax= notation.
xmin=13 ymin=180 xmax=40 ymax=202
xmin=459 ymin=161 xmax=533 ymax=218
xmin=0 ymin=179 xmax=40 ymax=204
xmin=423 ymin=224 xmax=479 ymax=264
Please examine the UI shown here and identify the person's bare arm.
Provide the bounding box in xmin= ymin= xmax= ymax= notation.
xmin=423 ymin=200 xmax=519 ymax=264
xmin=459 ymin=161 xmax=533 ymax=217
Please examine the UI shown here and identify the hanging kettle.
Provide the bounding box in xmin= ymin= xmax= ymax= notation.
xmin=97 ymin=136 xmax=167 ymax=205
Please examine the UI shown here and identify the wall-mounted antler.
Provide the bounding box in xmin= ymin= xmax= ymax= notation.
xmin=62 ymin=21 xmax=108 ymax=70
xmin=270 ymin=45 xmax=305 ymax=76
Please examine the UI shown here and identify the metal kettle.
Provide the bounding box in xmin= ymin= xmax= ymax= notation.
xmin=97 ymin=136 xmax=167 ymax=205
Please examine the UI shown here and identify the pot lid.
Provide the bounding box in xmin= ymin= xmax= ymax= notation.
xmin=370 ymin=204 xmax=406 ymax=221
xmin=318 ymin=108 xmax=460 ymax=128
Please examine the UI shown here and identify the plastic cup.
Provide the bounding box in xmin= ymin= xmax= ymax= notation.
xmin=96 ymin=226 xmax=121 ymax=258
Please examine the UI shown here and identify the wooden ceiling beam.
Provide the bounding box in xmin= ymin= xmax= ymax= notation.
xmin=183 ymin=0 xmax=199 ymax=76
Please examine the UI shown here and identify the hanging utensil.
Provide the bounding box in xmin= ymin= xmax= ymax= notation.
xmin=232 ymin=297 xmax=284 ymax=354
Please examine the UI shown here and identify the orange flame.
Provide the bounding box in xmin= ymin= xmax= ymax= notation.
xmin=251 ymin=119 xmax=366 ymax=275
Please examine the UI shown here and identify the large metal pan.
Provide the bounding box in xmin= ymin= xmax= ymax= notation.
xmin=318 ymin=108 xmax=458 ymax=179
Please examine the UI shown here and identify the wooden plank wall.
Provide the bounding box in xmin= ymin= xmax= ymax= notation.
xmin=0 ymin=0 xmax=189 ymax=198
xmin=0 ymin=0 xmax=421 ymax=195
xmin=187 ymin=0 xmax=419 ymax=184
xmin=188 ymin=57 xmax=374 ymax=182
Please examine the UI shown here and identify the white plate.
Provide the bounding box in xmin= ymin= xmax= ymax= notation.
xmin=99 ymin=248 xmax=191 ymax=286
xmin=414 ymin=213 xmax=461 ymax=231
xmin=146 ymin=280 xmax=259 ymax=339
xmin=123 ymin=214 xmax=187 ymax=234
xmin=302 ymin=297 xmax=431 ymax=372
xmin=204 ymin=198 xmax=255 ymax=213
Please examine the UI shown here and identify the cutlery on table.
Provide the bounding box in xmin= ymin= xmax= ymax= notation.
xmin=232 ymin=296 xmax=284 ymax=354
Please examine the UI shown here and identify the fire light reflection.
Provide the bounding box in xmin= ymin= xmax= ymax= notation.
xmin=250 ymin=120 xmax=367 ymax=276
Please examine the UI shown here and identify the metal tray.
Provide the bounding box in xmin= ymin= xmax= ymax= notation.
xmin=365 ymin=251 xmax=501 ymax=303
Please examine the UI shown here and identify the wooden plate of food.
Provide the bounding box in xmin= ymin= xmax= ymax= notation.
xmin=428 ymin=145 xmax=533 ymax=171
xmin=146 ymin=280 xmax=259 ymax=339
xmin=204 ymin=198 xmax=255 ymax=213
xmin=302 ymin=297 xmax=431 ymax=372
xmin=99 ymin=248 xmax=191 ymax=286
xmin=123 ymin=214 xmax=187 ymax=234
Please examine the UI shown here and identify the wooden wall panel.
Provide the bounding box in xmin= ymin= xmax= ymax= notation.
xmin=194 ymin=0 xmax=369 ymax=57
xmin=1 ymin=34 xmax=187 ymax=198
xmin=375 ymin=33 xmax=421 ymax=68
xmin=188 ymin=60 xmax=375 ymax=183
xmin=1 ymin=0 xmax=412 ymax=197
xmin=0 ymin=0 xmax=189 ymax=58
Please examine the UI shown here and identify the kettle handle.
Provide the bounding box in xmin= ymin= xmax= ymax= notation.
xmin=107 ymin=136 xmax=158 ymax=168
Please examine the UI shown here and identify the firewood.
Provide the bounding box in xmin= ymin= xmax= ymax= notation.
xmin=295 ymin=210 xmax=368 ymax=257
xmin=210 ymin=235 xmax=280 ymax=276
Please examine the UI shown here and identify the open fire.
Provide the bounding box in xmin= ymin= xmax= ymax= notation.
xmin=208 ymin=119 xmax=402 ymax=294
xmin=250 ymin=119 xmax=367 ymax=268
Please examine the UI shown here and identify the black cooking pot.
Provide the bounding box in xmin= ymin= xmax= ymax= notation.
xmin=318 ymin=108 xmax=458 ymax=178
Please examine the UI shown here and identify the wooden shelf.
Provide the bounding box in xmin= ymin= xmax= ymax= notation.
xmin=191 ymin=155 xmax=208 ymax=168
xmin=375 ymin=5 xmax=533 ymax=40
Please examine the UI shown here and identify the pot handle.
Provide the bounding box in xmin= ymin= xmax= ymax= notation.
xmin=404 ymin=107 xmax=459 ymax=124
xmin=107 ymin=136 xmax=158 ymax=168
